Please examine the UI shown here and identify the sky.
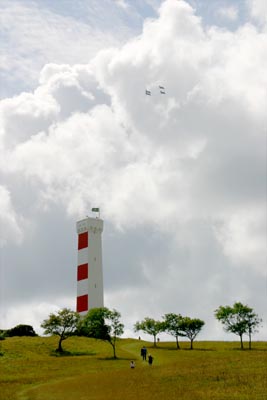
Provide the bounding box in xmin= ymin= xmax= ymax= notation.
xmin=0 ymin=0 xmax=266 ymax=342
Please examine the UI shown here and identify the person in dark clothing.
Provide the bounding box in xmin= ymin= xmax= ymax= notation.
xmin=148 ymin=354 xmax=153 ymax=365
xmin=141 ymin=347 xmax=144 ymax=359
xmin=141 ymin=346 xmax=147 ymax=360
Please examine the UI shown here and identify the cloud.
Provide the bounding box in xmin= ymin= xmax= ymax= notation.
xmin=0 ymin=0 xmax=139 ymax=98
xmin=0 ymin=88 xmax=59 ymax=149
xmin=217 ymin=6 xmax=238 ymax=21
xmin=115 ymin=0 xmax=130 ymax=10
xmin=247 ymin=0 xmax=267 ymax=25
xmin=0 ymin=186 xmax=25 ymax=247
xmin=214 ymin=207 xmax=266 ymax=274
xmin=0 ymin=301 xmax=68 ymax=334
xmin=0 ymin=0 xmax=266 ymax=339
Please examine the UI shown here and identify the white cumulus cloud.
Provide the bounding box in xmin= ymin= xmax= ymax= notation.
xmin=247 ymin=0 xmax=267 ymax=25
xmin=0 ymin=186 xmax=24 ymax=247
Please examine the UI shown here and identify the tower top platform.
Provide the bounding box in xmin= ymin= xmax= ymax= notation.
xmin=76 ymin=216 xmax=104 ymax=235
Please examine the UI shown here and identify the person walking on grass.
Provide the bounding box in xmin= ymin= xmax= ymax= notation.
xmin=141 ymin=346 xmax=147 ymax=361
xmin=130 ymin=360 xmax=135 ymax=369
xmin=148 ymin=354 xmax=153 ymax=365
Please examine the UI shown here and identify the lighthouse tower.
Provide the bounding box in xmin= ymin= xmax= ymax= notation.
xmin=76 ymin=216 xmax=104 ymax=315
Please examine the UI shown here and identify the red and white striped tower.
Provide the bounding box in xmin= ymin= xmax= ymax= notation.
xmin=76 ymin=216 xmax=104 ymax=315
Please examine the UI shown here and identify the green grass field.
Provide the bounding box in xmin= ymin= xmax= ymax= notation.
xmin=0 ymin=337 xmax=266 ymax=400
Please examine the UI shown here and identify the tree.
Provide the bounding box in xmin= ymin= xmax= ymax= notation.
xmin=80 ymin=307 xmax=124 ymax=359
xmin=246 ymin=310 xmax=262 ymax=350
xmin=0 ymin=330 xmax=6 ymax=340
xmin=41 ymin=308 xmax=80 ymax=353
xmin=163 ymin=313 xmax=184 ymax=349
xmin=6 ymin=324 xmax=37 ymax=337
xmin=215 ymin=302 xmax=262 ymax=350
xmin=134 ymin=317 xmax=165 ymax=347
xmin=179 ymin=317 xmax=205 ymax=349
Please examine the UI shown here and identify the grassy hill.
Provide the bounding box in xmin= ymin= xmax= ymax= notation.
xmin=0 ymin=337 xmax=266 ymax=399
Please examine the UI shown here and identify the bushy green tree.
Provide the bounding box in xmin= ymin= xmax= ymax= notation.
xmin=41 ymin=308 xmax=80 ymax=353
xmin=80 ymin=307 xmax=124 ymax=359
xmin=0 ymin=330 xmax=7 ymax=340
xmin=0 ymin=330 xmax=5 ymax=356
xmin=134 ymin=317 xmax=165 ymax=347
xmin=215 ymin=302 xmax=262 ymax=349
xmin=6 ymin=324 xmax=37 ymax=337
xmin=163 ymin=313 xmax=184 ymax=349
xmin=179 ymin=317 xmax=205 ymax=349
